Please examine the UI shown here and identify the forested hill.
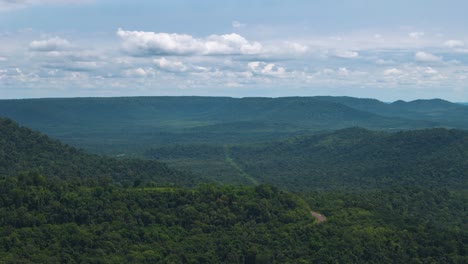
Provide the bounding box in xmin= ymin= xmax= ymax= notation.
xmin=316 ymin=96 xmax=468 ymax=128
xmin=0 ymin=118 xmax=198 ymax=186
xmin=0 ymin=119 xmax=466 ymax=263
xmin=229 ymin=128 xmax=468 ymax=191
xmin=1 ymin=96 xmax=464 ymax=154
xmin=146 ymin=127 xmax=468 ymax=191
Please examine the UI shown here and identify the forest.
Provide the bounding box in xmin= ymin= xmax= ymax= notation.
xmin=0 ymin=96 xmax=467 ymax=263
xmin=0 ymin=172 xmax=466 ymax=263
xmin=145 ymin=127 xmax=468 ymax=190
xmin=1 ymin=96 xmax=468 ymax=155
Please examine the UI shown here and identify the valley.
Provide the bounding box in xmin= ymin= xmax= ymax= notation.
xmin=0 ymin=96 xmax=467 ymax=263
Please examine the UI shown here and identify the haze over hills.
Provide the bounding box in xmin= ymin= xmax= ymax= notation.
xmin=1 ymin=96 xmax=467 ymax=155
xmin=317 ymin=97 xmax=468 ymax=128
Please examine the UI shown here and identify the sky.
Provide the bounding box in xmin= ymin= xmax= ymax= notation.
xmin=1 ymin=0 xmax=468 ymax=101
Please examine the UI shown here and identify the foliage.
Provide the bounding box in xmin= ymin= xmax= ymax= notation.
xmin=0 ymin=174 xmax=466 ymax=263
xmin=0 ymin=118 xmax=199 ymax=186
xmin=0 ymin=174 xmax=315 ymax=263
xmin=146 ymin=128 xmax=468 ymax=191
xmin=2 ymin=96 xmax=464 ymax=155
xmin=1 ymin=113 xmax=467 ymax=262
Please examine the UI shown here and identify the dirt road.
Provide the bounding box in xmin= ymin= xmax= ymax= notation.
xmin=311 ymin=211 xmax=327 ymax=224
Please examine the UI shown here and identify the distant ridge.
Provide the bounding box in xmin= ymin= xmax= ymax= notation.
xmin=0 ymin=96 xmax=466 ymax=154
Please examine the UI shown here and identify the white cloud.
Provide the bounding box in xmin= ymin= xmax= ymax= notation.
xmin=444 ymin=40 xmax=465 ymax=48
xmin=123 ymin=67 xmax=155 ymax=78
xmin=409 ymin=32 xmax=425 ymax=39
xmin=2 ymin=27 xmax=468 ymax=99
xmin=338 ymin=67 xmax=350 ymax=76
xmin=248 ymin=61 xmax=286 ymax=77
xmin=117 ymin=28 xmax=263 ymax=56
xmin=29 ymin=37 xmax=71 ymax=52
xmin=424 ymin=67 xmax=438 ymax=75
xmin=334 ymin=50 xmax=359 ymax=59
xmin=154 ymin=57 xmax=188 ymax=72
xmin=28 ymin=46 xmax=104 ymax=73
xmin=383 ymin=68 xmax=402 ymax=75
xmin=0 ymin=57 xmax=7 ymax=61
xmin=285 ymin=41 xmax=308 ymax=54
xmin=414 ymin=51 xmax=442 ymax=62
xmin=232 ymin=21 xmax=246 ymax=29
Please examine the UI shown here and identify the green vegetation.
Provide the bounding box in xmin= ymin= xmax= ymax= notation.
xmin=0 ymin=173 xmax=465 ymax=263
xmin=1 ymin=94 xmax=467 ymax=263
xmin=3 ymin=96 xmax=466 ymax=155
xmin=317 ymin=96 xmax=468 ymax=128
xmin=0 ymin=118 xmax=200 ymax=186
xmin=146 ymin=127 xmax=468 ymax=191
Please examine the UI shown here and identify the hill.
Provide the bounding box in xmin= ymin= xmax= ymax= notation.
xmin=0 ymin=96 xmax=453 ymax=154
xmin=0 ymin=118 xmax=198 ymax=186
xmin=231 ymin=128 xmax=468 ymax=191
xmin=0 ymin=118 xmax=466 ymax=263
xmin=0 ymin=173 xmax=466 ymax=263
xmin=317 ymin=96 xmax=468 ymax=128
xmin=146 ymin=128 xmax=468 ymax=191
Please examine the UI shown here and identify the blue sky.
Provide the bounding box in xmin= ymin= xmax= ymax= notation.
xmin=1 ymin=0 xmax=468 ymax=101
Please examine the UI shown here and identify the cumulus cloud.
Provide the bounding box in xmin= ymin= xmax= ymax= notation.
xmin=248 ymin=61 xmax=286 ymax=77
xmin=0 ymin=0 xmax=90 ymax=12
xmin=153 ymin=57 xmax=210 ymax=73
xmin=154 ymin=57 xmax=188 ymax=72
xmin=334 ymin=50 xmax=359 ymax=59
xmin=286 ymin=42 xmax=308 ymax=54
xmin=29 ymin=37 xmax=71 ymax=52
xmin=423 ymin=67 xmax=438 ymax=75
xmin=123 ymin=67 xmax=155 ymax=78
xmin=409 ymin=32 xmax=424 ymax=39
xmin=0 ymin=57 xmax=7 ymax=62
xmin=414 ymin=51 xmax=442 ymax=62
xmin=383 ymin=68 xmax=403 ymax=76
xmin=444 ymin=40 xmax=465 ymax=48
xmin=117 ymin=28 xmax=263 ymax=56
xmin=383 ymin=68 xmax=402 ymax=75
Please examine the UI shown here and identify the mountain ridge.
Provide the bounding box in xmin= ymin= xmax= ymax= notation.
xmin=1 ymin=96 xmax=461 ymax=154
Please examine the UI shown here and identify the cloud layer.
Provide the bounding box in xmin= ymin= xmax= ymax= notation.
xmin=1 ymin=27 xmax=468 ymax=101
xmin=29 ymin=37 xmax=72 ymax=52
xmin=117 ymin=29 xmax=263 ymax=56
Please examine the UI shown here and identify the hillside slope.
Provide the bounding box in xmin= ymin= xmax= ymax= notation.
xmin=229 ymin=128 xmax=468 ymax=191
xmin=146 ymin=128 xmax=468 ymax=191
xmin=0 ymin=118 xmax=198 ymax=186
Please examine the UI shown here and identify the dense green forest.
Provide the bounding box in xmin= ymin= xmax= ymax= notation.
xmin=2 ymin=96 xmax=468 ymax=155
xmin=0 ymin=173 xmax=466 ymax=263
xmin=1 ymin=96 xmax=467 ymax=263
xmin=0 ymin=118 xmax=199 ymax=186
xmin=145 ymin=127 xmax=468 ymax=191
